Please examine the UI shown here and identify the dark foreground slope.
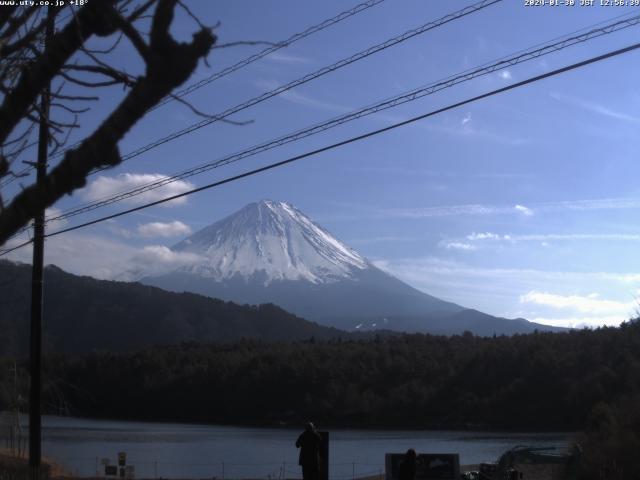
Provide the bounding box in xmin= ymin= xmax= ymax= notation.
xmin=0 ymin=261 xmax=347 ymax=355
xmin=11 ymin=321 xmax=639 ymax=431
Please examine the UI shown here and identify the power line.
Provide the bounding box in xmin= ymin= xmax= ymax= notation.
xmin=30 ymin=0 xmax=387 ymax=168
xmin=153 ymin=0 xmax=387 ymax=110
xmin=6 ymin=0 xmax=495 ymax=199
xmin=42 ymin=11 xmax=640 ymax=226
xmin=0 ymin=165 xmax=33 ymax=189
xmin=0 ymin=238 xmax=32 ymax=256
xmin=17 ymin=0 xmax=503 ymax=227
xmin=120 ymin=0 xmax=501 ymax=158
xmin=80 ymin=0 xmax=502 ymax=169
xmin=5 ymin=9 xmax=638 ymax=248
xmin=6 ymin=6 xmax=640 ymax=243
xmin=2 ymin=38 xmax=637 ymax=255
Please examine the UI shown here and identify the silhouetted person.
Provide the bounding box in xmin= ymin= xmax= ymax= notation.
xmin=296 ymin=422 xmax=321 ymax=480
xmin=398 ymin=449 xmax=417 ymax=480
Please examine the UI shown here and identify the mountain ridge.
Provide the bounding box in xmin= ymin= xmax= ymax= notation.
xmin=170 ymin=200 xmax=369 ymax=284
xmin=0 ymin=260 xmax=352 ymax=355
xmin=139 ymin=200 xmax=565 ymax=335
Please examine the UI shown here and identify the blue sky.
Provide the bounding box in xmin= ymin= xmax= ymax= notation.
xmin=5 ymin=0 xmax=640 ymax=328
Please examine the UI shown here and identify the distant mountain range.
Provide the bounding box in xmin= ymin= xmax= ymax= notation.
xmin=138 ymin=200 xmax=564 ymax=336
xmin=0 ymin=260 xmax=347 ymax=356
xmin=0 ymin=200 xmax=564 ymax=356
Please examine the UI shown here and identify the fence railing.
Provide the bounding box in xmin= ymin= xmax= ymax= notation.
xmin=42 ymin=456 xmax=384 ymax=480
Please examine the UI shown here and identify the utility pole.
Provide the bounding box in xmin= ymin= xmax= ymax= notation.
xmin=29 ymin=7 xmax=53 ymax=480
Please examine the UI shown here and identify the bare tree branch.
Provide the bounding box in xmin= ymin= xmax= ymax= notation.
xmin=168 ymin=92 xmax=253 ymax=126
xmin=49 ymin=122 xmax=75 ymax=157
xmin=51 ymin=92 xmax=99 ymax=102
xmin=127 ymin=0 xmax=158 ymax=23
xmin=0 ymin=7 xmax=37 ymax=43
xmin=0 ymin=14 xmax=48 ymax=58
xmin=59 ymin=70 xmax=124 ymax=88
xmin=111 ymin=10 xmax=151 ymax=61
xmin=0 ymin=0 xmax=215 ymax=244
xmin=0 ymin=6 xmax=18 ymax=32
xmin=80 ymin=32 xmax=124 ymax=55
xmin=177 ymin=0 xmax=207 ymax=31
xmin=50 ymin=103 xmax=91 ymax=115
xmin=0 ymin=1 xmax=120 ymax=146
xmin=62 ymin=64 xmax=136 ymax=87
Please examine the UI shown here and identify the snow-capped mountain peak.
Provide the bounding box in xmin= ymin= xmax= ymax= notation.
xmin=171 ymin=200 xmax=369 ymax=284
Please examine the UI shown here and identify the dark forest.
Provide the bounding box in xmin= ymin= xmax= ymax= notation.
xmin=2 ymin=321 xmax=639 ymax=431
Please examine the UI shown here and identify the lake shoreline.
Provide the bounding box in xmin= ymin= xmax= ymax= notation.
xmin=9 ymin=415 xmax=572 ymax=479
xmin=34 ymin=412 xmax=578 ymax=435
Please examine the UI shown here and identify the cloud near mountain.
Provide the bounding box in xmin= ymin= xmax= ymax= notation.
xmin=135 ymin=200 xmax=565 ymax=336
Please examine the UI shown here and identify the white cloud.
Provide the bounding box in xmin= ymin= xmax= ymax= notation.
xmin=499 ymin=70 xmax=512 ymax=80
xmin=520 ymin=290 xmax=635 ymax=316
xmin=4 ymin=231 xmax=140 ymax=280
xmin=255 ymin=79 xmax=350 ymax=113
xmin=383 ymin=203 xmax=506 ymax=218
xmin=280 ymin=89 xmax=351 ymax=113
xmin=461 ymin=113 xmax=472 ymax=126
xmin=542 ymin=198 xmax=640 ymax=212
xmin=122 ymin=245 xmax=204 ymax=280
xmin=3 ymin=227 xmax=203 ymax=282
xmin=443 ymin=230 xmax=640 ymax=253
xmin=400 ymin=198 xmax=640 ymax=217
xmin=514 ymin=204 xmax=533 ymax=216
xmin=80 ymin=173 xmax=195 ymax=207
xmin=18 ymin=207 xmax=69 ymax=234
xmin=43 ymin=207 xmax=69 ymax=232
xmin=439 ymin=241 xmax=477 ymax=251
xmin=550 ymin=92 xmax=639 ymax=123
xmin=105 ymin=220 xmax=133 ymax=239
xmin=265 ymin=52 xmax=311 ymax=64
xmin=466 ymin=232 xmax=640 ymax=244
xmin=372 ymin=259 xmax=391 ymax=272
xmin=421 ymin=117 xmax=530 ymax=145
xmin=327 ymin=197 xmax=640 ymax=224
xmin=529 ymin=316 xmax=624 ymax=328
xmin=370 ymin=255 xmax=640 ymax=328
xmin=373 ymin=197 xmax=640 ymax=220
xmin=467 ymin=232 xmax=502 ymax=241
xmin=136 ymin=221 xmax=192 ymax=238
xmin=348 ymin=235 xmax=419 ymax=245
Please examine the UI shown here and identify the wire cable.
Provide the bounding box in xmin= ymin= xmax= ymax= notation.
xmin=0 ymin=37 xmax=632 ymax=254
xmin=32 ymin=0 xmax=387 ymax=165
xmin=0 ymin=238 xmax=32 ymax=256
xmin=153 ymin=0 xmax=387 ymax=110
xmin=42 ymin=11 xmax=640 ymax=226
xmin=5 ymin=7 xmax=640 ymax=244
xmin=10 ymin=7 xmax=639 ymax=222
xmin=47 ymin=0 xmax=502 ymax=169
xmin=2 ymin=0 xmax=504 ymax=230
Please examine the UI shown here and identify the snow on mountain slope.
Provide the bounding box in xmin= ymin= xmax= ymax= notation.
xmin=138 ymin=200 xmax=564 ymax=335
xmin=171 ymin=200 xmax=368 ymax=284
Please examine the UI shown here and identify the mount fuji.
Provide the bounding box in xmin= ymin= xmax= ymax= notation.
xmin=138 ymin=200 xmax=562 ymax=335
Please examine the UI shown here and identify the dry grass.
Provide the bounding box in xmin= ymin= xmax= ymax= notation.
xmin=0 ymin=447 xmax=72 ymax=477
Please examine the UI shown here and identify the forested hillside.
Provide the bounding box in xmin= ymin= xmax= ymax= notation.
xmin=0 ymin=261 xmax=347 ymax=355
xmin=2 ymin=321 xmax=638 ymax=431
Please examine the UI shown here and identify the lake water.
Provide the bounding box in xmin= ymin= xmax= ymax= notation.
xmin=13 ymin=416 xmax=572 ymax=479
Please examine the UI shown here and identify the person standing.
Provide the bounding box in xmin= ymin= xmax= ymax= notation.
xmin=296 ymin=422 xmax=321 ymax=480
xmin=398 ymin=449 xmax=417 ymax=480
